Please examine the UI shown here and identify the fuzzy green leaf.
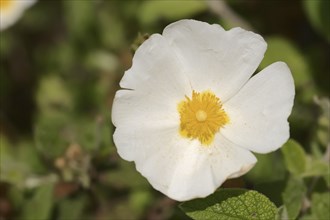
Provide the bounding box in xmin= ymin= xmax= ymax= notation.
xmin=302 ymin=157 xmax=329 ymax=178
xmin=282 ymin=177 xmax=307 ymax=219
xmin=36 ymin=75 xmax=73 ymax=116
xmin=276 ymin=205 xmax=289 ymax=220
xmin=21 ymin=184 xmax=55 ymax=220
xmin=180 ymin=189 xmax=277 ymax=220
xmin=58 ymin=195 xmax=87 ymax=220
xmin=311 ymin=193 xmax=330 ymax=220
xmin=0 ymin=136 xmax=31 ymax=187
xmin=281 ymin=139 xmax=307 ymax=175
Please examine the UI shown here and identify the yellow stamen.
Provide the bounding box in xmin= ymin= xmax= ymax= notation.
xmin=178 ymin=90 xmax=229 ymax=146
xmin=0 ymin=0 xmax=13 ymax=10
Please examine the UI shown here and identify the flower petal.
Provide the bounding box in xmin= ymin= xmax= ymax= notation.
xmin=112 ymin=86 xmax=183 ymax=161
xmin=164 ymin=135 xmax=256 ymax=201
xmin=119 ymin=33 xmax=190 ymax=92
xmin=112 ymin=65 xmax=190 ymax=160
xmin=162 ymin=19 xmax=267 ymax=102
xmin=113 ymin=33 xmax=192 ymax=160
xmin=116 ymin=126 xmax=256 ymax=201
xmin=113 ymin=119 xmax=178 ymax=162
xmin=222 ymin=62 xmax=295 ymax=153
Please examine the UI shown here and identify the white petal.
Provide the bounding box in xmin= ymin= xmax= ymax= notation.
xmin=162 ymin=19 xmax=267 ymax=102
xmin=112 ymin=89 xmax=180 ymax=161
xmin=222 ymin=62 xmax=295 ymax=153
xmin=119 ymin=33 xmax=190 ymax=92
xmin=164 ymin=134 xmax=257 ymax=201
xmin=112 ymin=87 xmax=184 ymax=132
xmin=113 ymin=62 xmax=190 ymax=160
xmin=115 ymin=122 xmax=256 ymax=201
xmin=113 ymin=120 xmax=178 ymax=162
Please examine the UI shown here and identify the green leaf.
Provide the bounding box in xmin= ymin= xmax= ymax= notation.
xmin=314 ymin=97 xmax=330 ymax=149
xmin=17 ymin=141 xmax=46 ymax=174
xmin=282 ymin=177 xmax=307 ymax=219
xmin=103 ymin=160 xmax=149 ymax=189
xmin=304 ymin=0 xmax=330 ymax=42
xmin=21 ymin=184 xmax=55 ymax=220
xmin=34 ymin=113 xmax=72 ymax=159
xmin=324 ymin=172 xmax=330 ymax=188
xmin=57 ymin=195 xmax=87 ymax=220
xmin=246 ymin=152 xmax=286 ymax=184
xmin=36 ymin=75 xmax=73 ymax=116
xmin=180 ymin=189 xmax=277 ymax=220
xmin=254 ymin=180 xmax=286 ymax=207
xmin=0 ymin=136 xmax=31 ymax=187
xmin=129 ymin=190 xmax=153 ymax=217
xmin=138 ymin=0 xmax=207 ymax=25
xmin=276 ymin=205 xmax=289 ymax=220
xmin=302 ymin=157 xmax=329 ymax=178
xmin=310 ymin=192 xmax=330 ymax=220
xmin=281 ymin=139 xmax=307 ymax=175
xmin=8 ymin=185 xmax=24 ymax=210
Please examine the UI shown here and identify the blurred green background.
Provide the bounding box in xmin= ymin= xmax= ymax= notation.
xmin=0 ymin=0 xmax=329 ymax=220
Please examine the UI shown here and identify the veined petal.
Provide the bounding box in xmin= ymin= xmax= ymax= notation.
xmin=222 ymin=62 xmax=295 ymax=153
xmin=162 ymin=19 xmax=267 ymax=102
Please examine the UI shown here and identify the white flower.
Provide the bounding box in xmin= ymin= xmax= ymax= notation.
xmin=112 ymin=19 xmax=295 ymax=201
xmin=0 ymin=0 xmax=36 ymax=31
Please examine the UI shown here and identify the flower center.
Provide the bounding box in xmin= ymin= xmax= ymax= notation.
xmin=178 ymin=90 xmax=229 ymax=146
xmin=196 ymin=110 xmax=207 ymax=122
xmin=0 ymin=0 xmax=13 ymax=11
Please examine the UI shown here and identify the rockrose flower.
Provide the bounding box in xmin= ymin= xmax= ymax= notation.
xmin=0 ymin=0 xmax=36 ymax=31
xmin=112 ymin=19 xmax=295 ymax=201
